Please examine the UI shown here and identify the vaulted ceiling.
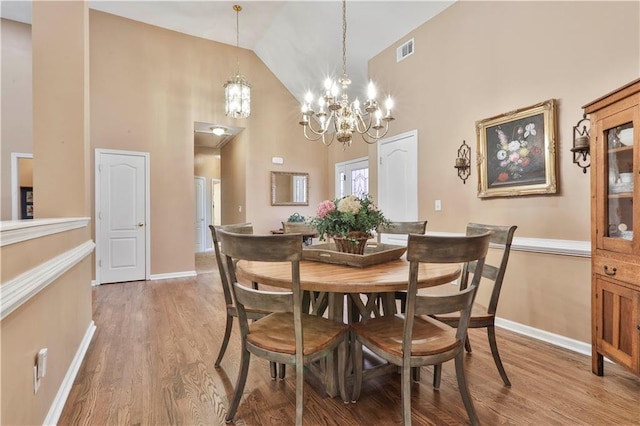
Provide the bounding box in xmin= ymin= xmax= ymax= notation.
xmin=1 ymin=1 xmax=455 ymax=147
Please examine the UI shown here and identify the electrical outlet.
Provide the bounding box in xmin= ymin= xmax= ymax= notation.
xmin=435 ymin=200 xmax=442 ymax=211
xmin=238 ymin=205 xmax=242 ymax=213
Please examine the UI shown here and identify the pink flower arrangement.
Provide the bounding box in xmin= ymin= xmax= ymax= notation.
xmin=316 ymin=200 xmax=336 ymax=218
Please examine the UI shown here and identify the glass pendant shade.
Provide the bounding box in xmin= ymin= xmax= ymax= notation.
xmin=225 ymin=73 xmax=251 ymax=119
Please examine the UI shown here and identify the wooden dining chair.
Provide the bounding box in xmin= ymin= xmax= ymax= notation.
xmin=282 ymin=221 xmax=318 ymax=246
xmin=351 ymin=232 xmax=491 ymax=426
xmin=218 ymin=230 xmax=349 ymax=425
xmin=376 ymin=220 xmax=428 ymax=244
xmin=209 ymin=224 xmax=283 ymax=380
xmin=433 ymin=223 xmax=517 ymax=386
xmin=375 ymin=220 xmax=428 ymax=314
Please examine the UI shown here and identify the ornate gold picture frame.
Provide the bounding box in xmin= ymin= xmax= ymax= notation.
xmin=476 ymin=99 xmax=558 ymax=198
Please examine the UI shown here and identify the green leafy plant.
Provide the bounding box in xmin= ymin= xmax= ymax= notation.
xmin=287 ymin=212 xmax=306 ymax=223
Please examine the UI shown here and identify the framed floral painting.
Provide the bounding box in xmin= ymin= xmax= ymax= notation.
xmin=476 ymin=99 xmax=558 ymax=198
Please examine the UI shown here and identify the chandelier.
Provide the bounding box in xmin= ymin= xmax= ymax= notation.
xmin=299 ymin=0 xmax=394 ymax=147
xmin=224 ymin=4 xmax=250 ymax=119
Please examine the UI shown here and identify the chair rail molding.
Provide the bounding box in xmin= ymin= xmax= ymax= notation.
xmin=0 ymin=217 xmax=91 ymax=247
xmin=1 ymin=240 xmax=95 ymax=320
xmin=427 ymin=232 xmax=590 ymax=258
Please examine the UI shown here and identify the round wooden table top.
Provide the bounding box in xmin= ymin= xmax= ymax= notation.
xmin=236 ymin=258 xmax=461 ymax=293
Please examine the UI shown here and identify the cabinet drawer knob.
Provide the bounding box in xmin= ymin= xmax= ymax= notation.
xmin=603 ymin=265 xmax=617 ymax=276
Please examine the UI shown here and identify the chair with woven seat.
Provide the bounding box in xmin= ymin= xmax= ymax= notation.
xmin=218 ymin=229 xmax=349 ymax=425
xmin=351 ymin=232 xmax=491 ymax=426
xmin=433 ymin=223 xmax=517 ymax=387
xmin=209 ymin=224 xmax=284 ymax=380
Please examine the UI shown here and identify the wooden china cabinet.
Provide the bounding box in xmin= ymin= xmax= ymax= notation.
xmin=584 ymin=78 xmax=640 ymax=377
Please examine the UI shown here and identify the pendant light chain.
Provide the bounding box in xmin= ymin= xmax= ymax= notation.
xmin=234 ymin=4 xmax=241 ymax=74
xmin=342 ymin=0 xmax=347 ymax=77
xmin=298 ymin=0 xmax=394 ymax=145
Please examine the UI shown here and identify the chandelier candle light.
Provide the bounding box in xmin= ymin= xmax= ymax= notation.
xmin=224 ymin=4 xmax=251 ymax=119
xmin=299 ymin=0 xmax=395 ymax=148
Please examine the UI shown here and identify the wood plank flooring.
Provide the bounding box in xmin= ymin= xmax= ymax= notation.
xmin=58 ymin=254 xmax=640 ymax=425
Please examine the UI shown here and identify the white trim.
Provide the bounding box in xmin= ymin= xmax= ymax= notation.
xmin=94 ymin=149 xmax=151 ymax=285
xmin=495 ymin=317 xmax=592 ymax=357
xmin=10 ymin=152 xmax=33 ymax=220
xmin=43 ymin=321 xmax=96 ymax=426
xmin=0 ymin=217 xmax=90 ymax=247
xmin=427 ymin=231 xmax=591 ymax=258
xmin=150 ymin=271 xmax=197 ymax=281
xmin=1 ymin=240 xmax=95 ymax=320
xmin=510 ymin=237 xmax=590 ymax=258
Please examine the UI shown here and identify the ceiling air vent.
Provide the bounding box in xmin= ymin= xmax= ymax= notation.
xmin=397 ymin=38 xmax=414 ymax=62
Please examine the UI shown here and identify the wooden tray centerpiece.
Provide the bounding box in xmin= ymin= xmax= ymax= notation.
xmin=302 ymin=242 xmax=406 ymax=268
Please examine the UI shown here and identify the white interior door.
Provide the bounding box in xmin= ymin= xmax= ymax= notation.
xmin=378 ymin=130 xmax=418 ymax=244
xmin=335 ymin=157 xmax=369 ymax=198
xmin=212 ymin=179 xmax=221 ymax=227
xmin=96 ymin=150 xmax=149 ymax=284
xmin=194 ymin=176 xmax=206 ymax=253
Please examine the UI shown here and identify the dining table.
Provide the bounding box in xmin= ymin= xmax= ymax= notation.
xmin=235 ymin=256 xmax=461 ymax=397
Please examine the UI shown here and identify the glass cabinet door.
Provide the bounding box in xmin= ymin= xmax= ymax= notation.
xmin=604 ymin=121 xmax=634 ymax=243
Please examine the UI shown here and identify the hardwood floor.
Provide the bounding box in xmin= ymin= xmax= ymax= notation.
xmin=59 ymin=254 xmax=640 ymax=425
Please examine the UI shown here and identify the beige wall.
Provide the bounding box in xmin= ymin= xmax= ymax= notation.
xmin=1 ymin=19 xmax=33 ymax=220
xmin=368 ymin=0 xmax=639 ymax=342
xmin=89 ymin=10 xmax=330 ymax=274
xmin=1 ymin=4 xmax=96 ymax=425
xmin=32 ymin=2 xmax=91 ymax=219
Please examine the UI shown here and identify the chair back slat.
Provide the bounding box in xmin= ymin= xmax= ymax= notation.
xmin=282 ymin=222 xmax=317 ymax=235
xmin=377 ymin=220 xmax=427 ymax=235
xmin=413 ymin=285 xmax=477 ymax=317
xmin=466 ymin=261 xmax=499 ymax=282
xmin=218 ymin=230 xmax=302 ymax=262
xmin=233 ymin=284 xmax=292 ymax=313
xmin=406 ymin=233 xmax=491 ymax=264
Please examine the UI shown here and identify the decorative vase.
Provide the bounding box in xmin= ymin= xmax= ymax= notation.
xmin=333 ymin=232 xmax=370 ymax=255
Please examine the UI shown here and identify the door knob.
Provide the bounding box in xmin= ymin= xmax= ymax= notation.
xmin=137 ymin=222 xmax=144 ymax=227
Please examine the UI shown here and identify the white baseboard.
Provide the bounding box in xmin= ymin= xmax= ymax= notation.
xmin=150 ymin=271 xmax=197 ymax=281
xmin=43 ymin=321 xmax=96 ymax=426
xmin=495 ymin=317 xmax=591 ymax=357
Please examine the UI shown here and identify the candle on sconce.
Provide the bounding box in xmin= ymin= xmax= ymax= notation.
xmin=455 ymin=157 xmax=467 ymax=168
xmin=574 ymin=135 xmax=589 ymax=148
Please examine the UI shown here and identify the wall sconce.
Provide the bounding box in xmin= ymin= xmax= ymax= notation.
xmin=454 ymin=140 xmax=471 ymax=184
xmin=571 ymin=114 xmax=590 ymax=173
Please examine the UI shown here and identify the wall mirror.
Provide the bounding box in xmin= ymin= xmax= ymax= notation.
xmin=271 ymin=171 xmax=309 ymax=206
